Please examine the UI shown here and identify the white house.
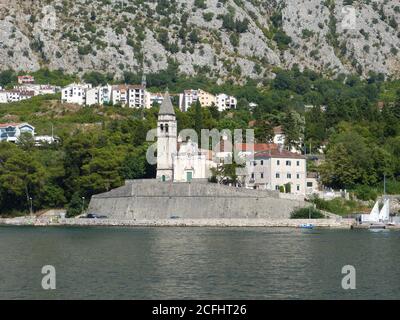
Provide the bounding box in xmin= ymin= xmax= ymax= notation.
xmin=273 ymin=126 xmax=286 ymax=145
xmin=215 ymin=93 xmax=237 ymax=112
xmin=34 ymin=135 xmax=59 ymax=146
xmin=178 ymin=89 xmax=237 ymax=112
xmin=127 ymin=85 xmax=146 ymax=108
xmin=0 ymin=122 xmax=35 ymax=143
xmin=179 ymin=89 xmax=199 ymax=112
xmin=14 ymin=84 xmax=59 ymax=96
xmin=85 ymin=85 xmax=112 ymax=106
xmin=244 ymin=148 xmax=307 ymax=195
xmin=110 ymin=85 xmax=148 ymax=108
xmin=146 ymin=92 xmax=165 ymax=108
xmin=2 ymin=90 xmax=35 ymax=103
xmin=61 ymin=83 xmax=92 ymax=105
xmin=0 ymin=91 xmax=7 ymax=103
xmin=17 ymin=75 xmax=35 ymax=85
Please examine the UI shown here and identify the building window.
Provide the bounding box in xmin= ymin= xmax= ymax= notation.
xmin=297 ymin=161 xmax=300 ymax=166
xmin=261 ymin=160 xmax=264 ymax=165
xmin=286 ymin=160 xmax=291 ymax=166
xmin=297 ymin=185 xmax=300 ymax=191
xmin=275 ymin=185 xmax=280 ymax=191
xmin=165 ymin=124 xmax=169 ymax=133
xmin=160 ymin=124 xmax=164 ymax=131
xmin=297 ymin=174 xmax=300 ymax=179
xmin=277 ymin=160 xmax=280 ymax=165
xmin=251 ymin=173 xmax=255 ymax=179
xmin=287 ymin=173 xmax=292 ymax=179
xmin=261 ymin=173 xmax=264 ymax=179
xmin=307 ymin=182 xmax=313 ymax=187
xmin=276 ymin=173 xmax=280 ymax=178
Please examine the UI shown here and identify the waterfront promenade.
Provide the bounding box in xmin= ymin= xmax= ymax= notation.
xmin=0 ymin=216 xmax=354 ymax=229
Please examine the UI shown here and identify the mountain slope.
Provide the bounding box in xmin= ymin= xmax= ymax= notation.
xmin=0 ymin=0 xmax=399 ymax=81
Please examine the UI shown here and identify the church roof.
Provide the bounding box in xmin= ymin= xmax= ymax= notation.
xmin=159 ymin=91 xmax=175 ymax=115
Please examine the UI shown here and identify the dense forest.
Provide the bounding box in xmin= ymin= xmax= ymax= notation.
xmin=0 ymin=66 xmax=400 ymax=216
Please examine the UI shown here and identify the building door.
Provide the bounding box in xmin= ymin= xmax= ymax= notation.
xmin=186 ymin=172 xmax=193 ymax=182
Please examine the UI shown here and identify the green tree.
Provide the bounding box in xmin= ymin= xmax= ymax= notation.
xmin=254 ymin=121 xmax=274 ymax=143
xmin=66 ymin=192 xmax=84 ymax=217
xmin=282 ymin=111 xmax=304 ymax=150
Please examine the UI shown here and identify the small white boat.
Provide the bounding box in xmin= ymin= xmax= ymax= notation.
xmin=299 ymin=223 xmax=314 ymax=229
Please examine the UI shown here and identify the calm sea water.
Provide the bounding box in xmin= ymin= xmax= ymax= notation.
xmin=0 ymin=226 xmax=399 ymax=300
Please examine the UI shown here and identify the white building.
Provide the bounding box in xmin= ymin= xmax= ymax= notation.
xmin=245 ymin=149 xmax=307 ymax=195
xmin=127 ymin=85 xmax=146 ymax=108
xmin=14 ymin=84 xmax=59 ymax=96
xmin=0 ymin=122 xmax=35 ymax=143
xmin=34 ymin=135 xmax=59 ymax=146
xmin=110 ymin=85 xmax=147 ymax=108
xmin=146 ymin=92 xmax=165 ymax=108
xmin=215 ymin=93 xmax=237 ymax=112
xmin=61 ymin=83 xmax=92 ymax=105
xmin=273 ymin=126 xmax=286 ymax=145
xmin=1 ymin=90 xmax=35 ymax=103
xmin=179 ymin=89 xmax=237 ymax=112
xmin=86 ymin=85 xmax=112 ymax=106
xmin=17 ymin=75 xmax=35 ymax=85
xmin=173 ymin=139 xmax=215 ymax=182
xmin=0 ymin=91 xmax=7 ymax=103
xmin=179 ymin=89 xmax=199 ymax=112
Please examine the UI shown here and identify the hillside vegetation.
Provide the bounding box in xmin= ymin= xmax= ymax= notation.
xmin=0 ymin=0 xmax=399 ymax=81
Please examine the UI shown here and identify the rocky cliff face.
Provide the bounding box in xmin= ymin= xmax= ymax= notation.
xmin=0 ymin=0 xmax=399 ymax=81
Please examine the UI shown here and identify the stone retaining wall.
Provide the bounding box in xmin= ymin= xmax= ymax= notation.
xmin=88 ymin=180 xmax=306 ymax=220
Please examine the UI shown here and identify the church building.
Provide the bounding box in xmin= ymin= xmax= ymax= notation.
xmin=156 ymin=92 xmax=215 ymax=183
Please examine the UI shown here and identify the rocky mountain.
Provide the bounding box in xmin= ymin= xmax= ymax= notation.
xmin=0 ymin=0 xmax=399 ymax=82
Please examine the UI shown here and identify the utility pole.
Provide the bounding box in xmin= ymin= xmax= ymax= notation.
xmin=81 ymin=197 xmax=85 ymax=214
xmin=29 ymin=197 xmax=33 ymax=215
xmin=384 ymin=174 xmax=387 ymax=199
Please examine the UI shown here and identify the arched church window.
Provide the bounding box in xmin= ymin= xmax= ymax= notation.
xmin=165 ymin=124 xmax=169 ymax=133
xmin=160 ymin=124 xmax=164 ymax=131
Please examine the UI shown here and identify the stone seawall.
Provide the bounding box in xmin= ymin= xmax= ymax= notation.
xmin=0 ymin=217 xmax=354 ymax=229
xmin=88 ymin=180 xmax=306 ymax=220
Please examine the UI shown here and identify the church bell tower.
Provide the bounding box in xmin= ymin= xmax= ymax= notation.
xmin=157 ymin=91 xmax=177 ymax=182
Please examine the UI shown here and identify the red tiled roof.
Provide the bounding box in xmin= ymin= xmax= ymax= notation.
xmin=0 ymin=122 xmax=20 ymax=128
xmin=255 ymin=149 xmax=305 ymax=159
xmin=0 ymin=122 xmax=34 ymax=129
xmin=235 ymin=143 xmax=278 ymax=152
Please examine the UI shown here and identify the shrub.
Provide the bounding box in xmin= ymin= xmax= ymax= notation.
xmin=66 ymin=192 xmax=85 ymax=217
xmin=291 ymin=207 xmax=325 ymax=219
xmin=311 ymin=196 xmax=364 ymax=216
xmin=354 ymin=185 xmax=378 ymax=201
xmin=203 ymin=12 xmax=214 ymax=22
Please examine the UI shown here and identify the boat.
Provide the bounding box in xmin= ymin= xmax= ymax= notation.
xmin=378 ymin=198 xmax=390 ymax=223
xmin=361 ymin=201 xmax=380 ymax=224
xmin=361 ymin=198 xmax=391 ymax=229
xmin=369 ymin=224 xmax=386 ymax=230
xmin=299 ymin=223 xmax=314 ymax=229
